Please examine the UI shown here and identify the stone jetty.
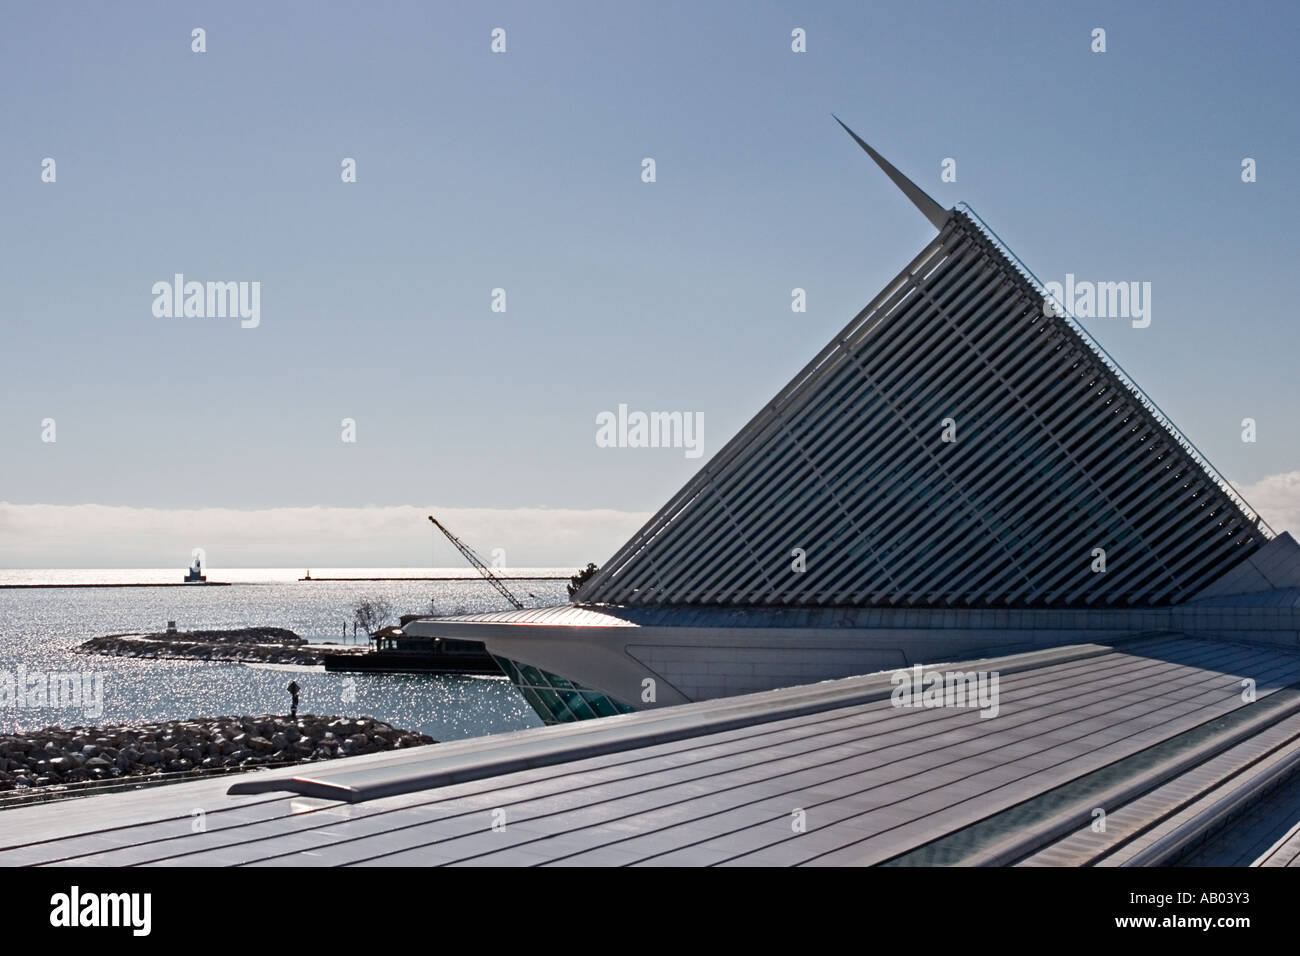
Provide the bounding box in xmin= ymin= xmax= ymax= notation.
xmin=0 ymin=714 xmax=434 ymax=792
xmin=76 ymin=626 xmax=365 ymax=666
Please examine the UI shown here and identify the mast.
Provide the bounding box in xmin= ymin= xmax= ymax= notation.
xmin=832 ymin=115 xmax=950 ymax=230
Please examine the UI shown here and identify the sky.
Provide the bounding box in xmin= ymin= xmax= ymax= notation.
xmin=1 ymin=0 xmax=1298 ymax=567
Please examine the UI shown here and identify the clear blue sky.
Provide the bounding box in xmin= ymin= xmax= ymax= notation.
xmin=2 ymin=1 xmax=1297 ymax=559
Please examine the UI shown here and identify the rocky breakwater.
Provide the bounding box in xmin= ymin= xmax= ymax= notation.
xmin=76 ymin=626 xmax=364 ymax=665
xmin=0 ymin=714 xmax=435 ymax=792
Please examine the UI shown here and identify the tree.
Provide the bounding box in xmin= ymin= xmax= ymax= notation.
xmin=567 ymin=563 xmax=599 ymax=600
xmin=352 ymin=597 xmax=394 ymax=637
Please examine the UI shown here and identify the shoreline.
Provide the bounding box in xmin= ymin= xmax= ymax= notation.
xmin=0 ymin=714 xmax=435 ymax=797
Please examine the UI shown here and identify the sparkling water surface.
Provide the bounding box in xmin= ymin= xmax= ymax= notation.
xmin=0 ymin=568 xmax=567 ymax=740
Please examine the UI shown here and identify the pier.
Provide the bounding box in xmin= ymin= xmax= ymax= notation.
xmin=297 ymin=575 xmax=565 ymax=582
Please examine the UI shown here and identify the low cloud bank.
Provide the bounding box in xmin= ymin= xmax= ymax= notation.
xmin=4 ymin=472 xmax=1298 ymax=570
xmin=0 ymin=502 xmax=651 ymax=569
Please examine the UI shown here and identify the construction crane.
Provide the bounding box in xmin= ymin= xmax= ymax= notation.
xmin=428 ymin=515 xmax=526 ymax=610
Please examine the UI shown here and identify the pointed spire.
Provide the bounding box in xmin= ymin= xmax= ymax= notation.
xmin=833 ymin=115 xmax=949 ymax=230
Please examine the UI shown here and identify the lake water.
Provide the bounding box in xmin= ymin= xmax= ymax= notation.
xmin=0 ymin=568 xmax=568 ymax=740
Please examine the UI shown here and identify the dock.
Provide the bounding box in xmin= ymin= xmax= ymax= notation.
xmin=323 ymin=628 xmax=501 ymax=676
xmin=322 ymin=650 xmax=501 ymax=676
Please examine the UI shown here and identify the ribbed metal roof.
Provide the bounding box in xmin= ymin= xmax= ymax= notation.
xmin=580 ymin=210 xmax=1266 ymax=608
xmin=6 ymin=635 xmax=1299 ymax=866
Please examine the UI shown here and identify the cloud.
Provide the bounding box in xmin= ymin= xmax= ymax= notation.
xmin=0 ymin=502 xmax=650 ymax=569
xmin=6 ymin=472 xmax=1298 ymax=569
xmin=1233 ymin=472 xmax=1300 ymax=536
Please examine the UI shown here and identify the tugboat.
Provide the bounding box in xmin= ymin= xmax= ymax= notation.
xmin=183 ymin=555 xmax=207 ymax=584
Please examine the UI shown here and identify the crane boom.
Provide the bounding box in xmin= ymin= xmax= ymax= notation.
xmin=428 ymin=515 xmax=525 ymax=610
